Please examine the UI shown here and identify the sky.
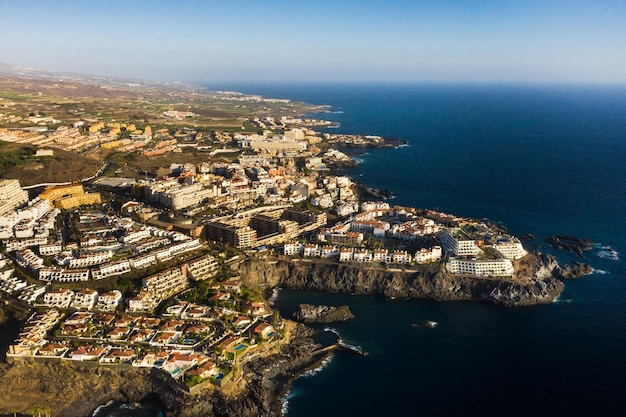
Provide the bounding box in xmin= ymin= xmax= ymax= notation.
xmin=1 ymin=0 xmax=625 ymax=84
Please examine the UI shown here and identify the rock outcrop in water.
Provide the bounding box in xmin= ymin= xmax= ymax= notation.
xmin=546 ymin=235 xmax=594 ymax=257
xmin=294 ymin=304 xmax=355 ymax=323
xmin=239 ymin=254 xmax=566 ymax=307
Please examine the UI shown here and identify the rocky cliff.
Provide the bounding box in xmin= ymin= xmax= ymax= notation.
xmin=0 ymin=324 xmax=328 ymax=417
xmin=239 ymin=254 xmax=565 ymax=307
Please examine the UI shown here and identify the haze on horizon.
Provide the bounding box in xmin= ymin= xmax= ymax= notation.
xmin=1 ymin=0 xmax=625 ymax=85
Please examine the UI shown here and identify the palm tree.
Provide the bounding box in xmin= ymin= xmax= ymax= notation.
xmin=28 ymin=404 xmax=51 ymax=417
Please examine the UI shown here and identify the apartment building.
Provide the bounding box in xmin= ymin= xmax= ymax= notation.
xmin=185 ymin=254 xmax=219 ymax=281
xmin=43 ymin=289 xmax=74 ymax=308
xmin=71 ymin=289 xmax=99 ymax=310
xmin=142 ymin=267 xmax=189 ymax=300
xmin=0 ymin=179 xmax=29 ymax=216
xmin=95 ymin=290 xmax=122 ymax=312
xmin=437 ymin=228 xmax=483 ymax=257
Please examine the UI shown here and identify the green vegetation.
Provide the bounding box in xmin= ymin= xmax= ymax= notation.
xmin=0 ymin=142 xmax=35 ymax=174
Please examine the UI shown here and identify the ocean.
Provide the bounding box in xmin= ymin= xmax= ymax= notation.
xmin=215 ymin=83 xmax=626 ymax=417
xmin=101 ymin=83 xmax=626 ymax=416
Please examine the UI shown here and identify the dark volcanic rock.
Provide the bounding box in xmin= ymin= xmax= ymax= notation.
xmin=558 ymin=261 xmax=594 ymax=279
xmin=239 ymin=255 xmax=564 ymax=307
xmin=0 ymin=324 xmax=329 ymax=417
xmin=294 ymin=304 xmax=355 ymax=323
xmin=546 ymin=235 xmax=594 ymax=257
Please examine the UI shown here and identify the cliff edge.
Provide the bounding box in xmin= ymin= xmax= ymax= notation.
xmin=239 ymin=254 xmax=565 ymax=307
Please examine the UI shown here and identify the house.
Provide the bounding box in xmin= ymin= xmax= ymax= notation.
xmin=93 ymin=313 xmax=115 ymax=326
xmin=220 ymin=279 xmax=242 ymax=294
xmin=135 ymin=351 xmax=170 ymax=367
xmin=60 ymin=323 xmax=89 ymax=335
xmin=136 ymin=317 xmax=161 ymax=329
xmin=184 ymin=322 xmax=213 ymax=335
xmin=186 ymin=360 xmax=218 ymax=379
xmin=243 ymin=301 xmax=272 ymax=317
xmin=100 ymin=348 xmax=136 ymax=364
xmin=217 ymin=336 xmax=242 ymax=351
xmin=107 ymin=327 xmax=130 ymax=341
xmin=114 ymin=314 xmax=138 ymax=328
xmin=64 ymin=311 xmax=93 ymax=325
xmin=182 ymin=305 xmax=209 ymax=319
xmin=250 ymin=322 xmax=275 ymax=339
xmin=151 ymin=331 xmax=179 ymax=345
xmin=208 ymin=292 xmax=231 ymax=303
xmin=163 ymin=352 xmax=203 ymax=373
xmin=232 ymin=316 xmax=252 ymax=329
xmin=130 ymin=329 xmax=155 ymax=343
xmin=70 ymin=345 xmax=106 ymax=361
xmin=160 ymin=320 xmax=184 ymax=331
xmin=37 ymin=342 xmax=67 ymax=356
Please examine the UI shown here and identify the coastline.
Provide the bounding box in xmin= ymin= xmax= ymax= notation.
xmin=239 ymin=253 xmax=567 ymax=308
xmin=0 ymin=321 xmax=332 ymax=417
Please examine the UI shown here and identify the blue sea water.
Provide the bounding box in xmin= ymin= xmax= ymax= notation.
xmin=103 ymin=83 xmax=626 ymax=416
xmin=208 ymin=83 xmax=626 ymax=417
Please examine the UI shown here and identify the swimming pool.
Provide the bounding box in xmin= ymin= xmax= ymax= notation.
xmin=233 ymin=344 xmax=246 ymax=352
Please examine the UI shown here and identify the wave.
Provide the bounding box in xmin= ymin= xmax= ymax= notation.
xmin=92 ymin=401 xmax=115 ymax=417
xmin=323 ymin=326 xmax=340 ymax=337
xmin=592 ymin=268 xmax=610 ymax=275
xmin=301 ymin=355 xmax=334 ymax=378
xmin=552 ymin=296 xmax=573 ymax=304
xmin=280 ymin=387 xmax=301 ymax=416
xmin=280 ymin=356 xmax=334 ymax=415
xmin=593 ymin=243 xmax=619 ymax=261
xmin=267 ymin=287 xmax=281 ymax=306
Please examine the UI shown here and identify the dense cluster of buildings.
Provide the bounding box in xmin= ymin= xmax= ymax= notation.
xmin=437 ymin=226 xmax=527 ymax=277
xmin=206 ymin=207 xmax=326 ymax=249
xmin=0 ymin=183 xmax=59 ymax=239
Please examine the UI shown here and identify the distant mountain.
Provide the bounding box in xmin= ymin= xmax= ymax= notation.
xmin=0 ymin=62 xmax=204 ymax=93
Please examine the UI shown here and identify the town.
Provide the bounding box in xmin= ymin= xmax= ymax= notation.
xmin=0 ymin=86 xmax=529 ymax=395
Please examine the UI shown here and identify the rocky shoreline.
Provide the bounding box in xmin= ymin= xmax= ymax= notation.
xmin=0 ymin=323 xmax=332 ymax=417
xmin=0 ymin=251 xmax=592 ymax=417
xmin=239 ymin=252 xmax=589 ymax=307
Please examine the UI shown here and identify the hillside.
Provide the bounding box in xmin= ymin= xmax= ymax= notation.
xmin=0 ymin=140 xmax=103 ymax=186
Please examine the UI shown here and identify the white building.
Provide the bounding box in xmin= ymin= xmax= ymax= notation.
xmin=0 ymin=179 xmax=29 ymax=216
xmin=414 ymin=246 xmax=443 ymax=264
xmin=39 ymin=242 xmax=63 ymax=256
xmin=339 ymin=247 xmax=354 ymax=262
xmin=185 ymin=254 xmax=219 ymax=281
xmin=71 ymin=289 xmax=99 ymax=310
xmin=446 ymin=258 xmax=514 ymax=277
xmin=494 ymin=239 xmax=527 ymax=260
xmin=91 ymin=260 xmax=131 ymax=280
xmin=17 ymin=284 xmax=46 ymax=303
xmin=129 ymin=253 xmax=157 ymax=269
xmin=38 ymin=267 xmax=90 ymax=282
xmin=95 ymin=290 xmax=122 ymax=312
xmin=3 ymin=237 xmax=49 ymax=252
xmin=437 ymin=228 xmax=483 ymax=257
xmin=142 ymin=267 xmax=189 ymax=301
xmin=15 ymin=249 xmax=44 ymax=270
xmin=43 ymin=289 xmax=74 ymax=308
xmin=283 ymin=242 xmax=303 ymax=256
xmin=303 ymin=244 xmax=320 ymax=257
